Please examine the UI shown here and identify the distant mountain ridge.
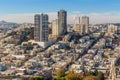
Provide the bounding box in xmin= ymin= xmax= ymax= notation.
xmin=114 ymin=23 xmax=120 ymax=27
xmin=0 ymin=20 xmax=17 ymax=25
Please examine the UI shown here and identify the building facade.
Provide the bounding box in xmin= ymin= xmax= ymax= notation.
xmin=74 ymin=16 xmax=89 ymax=35
xmin=107 ymin=24 xmax=118 ymax=34
xmin=34 ymin=14 xmax=49 ymax=42
xmin=52 ymin=19 xmax=60 ymax=37
xmin=74 ymin=16 xmax=80 ymax=25
xmin=73 ymin=16 xmax=80 ymax=32
xmin=74 ymin=24 xmax=83 ymax=34
xmin=81 ymin=16 xmax=89 ymax=34
xmin=58 ymin=10 xmax=67 ymax=35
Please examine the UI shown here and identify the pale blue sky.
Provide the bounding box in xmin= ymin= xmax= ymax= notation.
xmin=0 ymin=0 xmax=120 ymax=24
xmin=0 ymin=0 xmax=119 ymax=14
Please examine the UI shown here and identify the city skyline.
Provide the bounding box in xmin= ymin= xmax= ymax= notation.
xmin=0 ymin=0 xmax=120 ymax=24
xmin=0 ymin=0 xmax=120 ymax=79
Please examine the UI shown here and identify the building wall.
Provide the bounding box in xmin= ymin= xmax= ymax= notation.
xmin=34 ymin=14 xmax=48 ymax=42
xmin=74 ymin=24 xmax=83 ymax=34
xmin=58 ymin=10 xmax=67 ymax=35
xmin=34 ymin=14 xmax=40 ymax=41
xmin=107 ymin=24 xmax=118 ymax=33
xmin=73 ymin=16 xmax=89 ymax=34
xmin=52 ymin=19 xmax=60 ymax=37
xmin=81 ymin=16 xmax=89 ymax=34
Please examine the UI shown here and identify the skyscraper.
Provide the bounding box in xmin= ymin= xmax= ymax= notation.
xmin=81 ymin=16 xmax=89 ymax=34
xmin=34 ymin=14 xmax=48 ymax=42
xmin=73 ymin=16 xmax=81 ymax=33
xmin=52 ymin=19 xmax=61 ymax=37
xmin=58 ymin=10 xmax=67 ymax=35
xmin=74 ymin=16 xmax=80 ymax=25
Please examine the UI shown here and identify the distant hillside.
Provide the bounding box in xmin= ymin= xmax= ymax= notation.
xmin=114 ymin=23 xmax=120 ymax=27
xmin=0 ymin=20 xmax=17 ymax=25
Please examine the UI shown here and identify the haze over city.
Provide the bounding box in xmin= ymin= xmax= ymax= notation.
xmin=0 ymin=0 xmax=120 ymax=24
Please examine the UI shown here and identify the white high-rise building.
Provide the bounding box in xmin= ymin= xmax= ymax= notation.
xmin=52 ymin=19 xmax=61 ymax=37
xmin=73 ymin=16 xmax=80 ymax=32
xmin=74 ymin=16 xmax=80 ymax=24
xmin=73 ymin=16 xmax=89 ymax=35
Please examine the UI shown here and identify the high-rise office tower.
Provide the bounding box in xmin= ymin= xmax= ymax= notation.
xmin=73 ymin=16 xmax=81 ymax=33
xmin=74 ymin=16 xmax=80 ymax=24
xmin=58 ymin=10 xmax=67 ymax=34
xmin=52 ymin=19 xmax=60 ymax=37
xmin=81 ymin=16 xmax=89 ymax=34
xmin=34 ymin=14 xmax=48 ymax=42
xmin=74 ymin=16 xmax=86 ymax=35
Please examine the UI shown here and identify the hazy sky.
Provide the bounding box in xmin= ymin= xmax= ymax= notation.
xmin=0 ymin=0 xmax=120 ymax=24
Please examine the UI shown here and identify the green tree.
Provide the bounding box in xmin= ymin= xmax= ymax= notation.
xmin=56 ymin=68 xmax=65 ymax=78
xmin=83 ymin=76 xmax=99 ymax=80
xmin=52 ymin=77 xmax=66 ymax=80
xmin=29 ymin=77 xmax=35 ymax=80
xmin=65 ymin=70 xmax=83 ymax=80
xmin=86 ymin=70 xmax=105 ymax=80
xmin=97 ymin=72 xmax=105 ymax=80
xmin=34 ymin=76 xmax=44 ymax=80
xmin=86 ymin=71 xmax=95 ymax=76
xmin=94 ymin=69 xmax=98 ymax=76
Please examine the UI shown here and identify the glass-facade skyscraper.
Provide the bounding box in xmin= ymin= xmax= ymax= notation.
xmin=34 ymin=14 xmax=48 ymax=42
xmin=58 ymin=10 xmax=67 ymax=35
